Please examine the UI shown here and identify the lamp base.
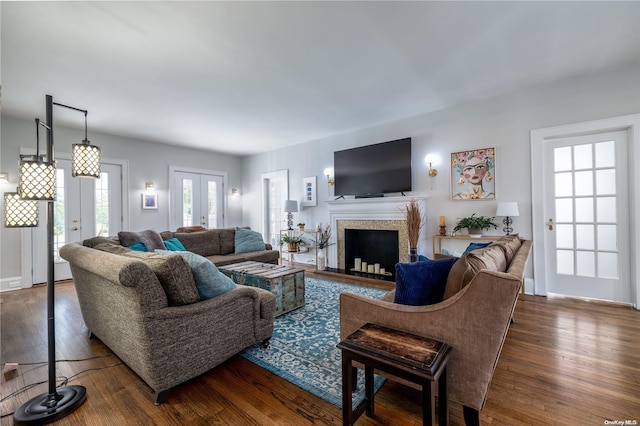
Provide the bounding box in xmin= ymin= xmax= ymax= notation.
xmin=13 ymin=386 xmax=87 ymax=425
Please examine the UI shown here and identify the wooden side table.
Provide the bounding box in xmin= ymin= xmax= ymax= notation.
xmin=337 ymin=323 xmax=452 ymax=426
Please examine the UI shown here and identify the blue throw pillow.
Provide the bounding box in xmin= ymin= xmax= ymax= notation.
xmin=163 ymin=237 xmax=187 ymax=251
xmin=156 ymin=250 xmax=235 ymax=300
xmin=393 ymin=257 xmax=458 ymax=306
xmin=234 ymin=227 xmax=266 ymax=254
xmin=463 ymin=242 xmax=492 ymax=254
xmin=418 ymin=255 xmax=430 ymax=262
xmin=128 ymin=241 xmax=148 ymax=252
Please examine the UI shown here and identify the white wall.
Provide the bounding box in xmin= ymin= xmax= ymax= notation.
xmin=241 ymin=63 xmax=640 ymax=285
xmin=0 ymin=115 xmax=244 ymax=283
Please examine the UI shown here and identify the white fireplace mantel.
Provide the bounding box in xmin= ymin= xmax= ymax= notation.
xmin=326 ymin=196 xmax=429 ymax=269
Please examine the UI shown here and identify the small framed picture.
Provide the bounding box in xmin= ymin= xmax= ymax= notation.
xmin=302 ymin=176 xmax=317 ymax=206
xmin=451 ymin=147 xmax=496 ymax=200
xmin=142 ymin=193 xmax=158 ymax=209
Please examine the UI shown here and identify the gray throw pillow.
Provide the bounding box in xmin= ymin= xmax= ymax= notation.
xmin=118 ymin=229 xmax=166 ymax=251
xmin=156 ymin=250 xmax=236 ymax=300
xmin=234 ymin=226 xmax=266 ymax=254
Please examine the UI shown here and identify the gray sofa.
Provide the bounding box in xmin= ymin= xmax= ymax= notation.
xmin=60 ymin=239 xmax=277 ymax=404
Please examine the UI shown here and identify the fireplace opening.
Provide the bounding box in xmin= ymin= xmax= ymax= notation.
xmin=344 ymin=229 xmax=399 ymax=281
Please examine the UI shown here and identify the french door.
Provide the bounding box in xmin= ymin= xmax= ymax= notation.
xmin=261 ymin=170 xmax=289 ymax=247
xmin=29 ymin=159 xmax=123 ymax=283
xmin=171 ymin=171 xmax=224 ymax=230
xmin=543 ymin=130 xmax=631 ymax=303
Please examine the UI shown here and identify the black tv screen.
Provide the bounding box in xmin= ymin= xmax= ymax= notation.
xmin=334 ymin=138 xmax=412 ymax=197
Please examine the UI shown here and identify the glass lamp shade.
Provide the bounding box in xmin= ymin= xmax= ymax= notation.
xmin=4 ymin=192 xmax=39 ymax=227
xmin=72 ymin=141 xmax=101 ymax=178
xmin=18 ymin=155 xmax=56 ymax=200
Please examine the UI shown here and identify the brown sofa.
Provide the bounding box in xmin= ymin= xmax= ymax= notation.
xmin=60 ymin=236 xmax=277 ymax=404
xmin=339 ymin=235 xmax=532 ymax=425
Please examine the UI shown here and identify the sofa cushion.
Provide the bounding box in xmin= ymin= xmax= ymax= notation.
xmin=394 ymin=257 xmax=458 ymax=306
xmin=234 ymin=227 xmax=266 ymax=254
xmin=95 ymin=243 xmax=200 ymax=306
xmin=463 ymin=242 xmax=492 ymax=254
xmin=161 ymin=230 xmax=221 ymax=257
xmin=83 ymin=236 xmax=120 ymax=248
xmin=218 ymin=228 xmax=237 ymax=255
xmin=495 ymin=234 xmax=522 ymax=264
xmin=443 ymin=244 xmax=508 ymax=300
xmin=158 ymin=250 xmax=236 ymax=300
xmin=118 ymin=229 xmax=166 ymax=251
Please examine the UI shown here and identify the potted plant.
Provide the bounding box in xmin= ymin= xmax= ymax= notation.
xmin=280 ymin=234 xmax=306 ymax=252
xmin=297 ymin=223 xmax=305 ymax=231
xmin=453 ymin=213 xmax=497 ymax=237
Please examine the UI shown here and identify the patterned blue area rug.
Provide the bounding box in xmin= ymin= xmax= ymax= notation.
xmin=240 ymin=277 xmax=387 ymax=408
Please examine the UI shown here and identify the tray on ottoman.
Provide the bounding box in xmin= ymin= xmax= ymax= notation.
xmin=219 ymin=261 xmax=305 ymax=316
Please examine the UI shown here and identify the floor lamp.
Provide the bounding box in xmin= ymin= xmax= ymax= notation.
xmin=11 ymin=95 xmax=100 ymax=425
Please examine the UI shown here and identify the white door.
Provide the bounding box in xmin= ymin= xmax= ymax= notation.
xmin=30 ymin=160 xmax=123 ymax=283
xmin=543 ymin=130 xmax=631 ymax=303
xmin=172 ymin=171 xmax=224 ymax=230
xmin=261 ymin=170 xmax=289 ymax=247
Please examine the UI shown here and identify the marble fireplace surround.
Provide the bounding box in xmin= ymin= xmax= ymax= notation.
xmin=326 ymin=197 xmax=428 ymax=271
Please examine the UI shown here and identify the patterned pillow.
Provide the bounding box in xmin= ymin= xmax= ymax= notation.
xmin=94 ymin=243 xmax=200 ymax=306
xmin=156 ymin=250 xmax=236 ymax=300
xmin=394 ymin=257 xmax=458 ymax=306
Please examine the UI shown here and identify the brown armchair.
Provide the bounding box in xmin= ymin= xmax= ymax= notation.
xmin=340 ymin=238 xmax=531 ymax=425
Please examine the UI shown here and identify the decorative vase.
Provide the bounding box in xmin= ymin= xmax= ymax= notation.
xmin=317 ymin=248 xmax=326 ymax=270
xmin=409 ymin=247 xmax=418 ymax=262
xmin=468 ymin=228 xmax=483 ymax=238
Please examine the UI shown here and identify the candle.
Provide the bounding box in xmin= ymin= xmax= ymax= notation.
xmin=374 ymin=263 xmax=380 ymax=274
xmin=380 ymin=267 xmax=385 ymax=275
xmin=354 ymin=258 xmax=362 ymax=271
xmin=361 ymin=262 xmax=367 ymax=272
xmin=439 ymin=216 xmax=446 ymax=227
xmin=367 ymin=264 xmax=374 ymax=273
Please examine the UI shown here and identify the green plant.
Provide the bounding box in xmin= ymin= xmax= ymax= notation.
xmin=453 ymin=213 xmax=498 ymax=233
xmin=279 ymin=234 xmax=307 ymax=245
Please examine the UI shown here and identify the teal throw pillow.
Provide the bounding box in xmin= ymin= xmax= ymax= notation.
xmin=234 ymin=226 xmax=266 ymax=254
xmin=156 ymin=250 xmax=235 ymax=300
xmin=418 ymin=254 xmax=430 ymax=262
xmin=394 ymin=257 xmax=458 ymax=306
xmin=164 ymin=237 xmax=187 ymax=251
xmin=129 ymin=241 xmax=148 ymax=252
xmin=463 ymin=242 xmax=492 ymax=254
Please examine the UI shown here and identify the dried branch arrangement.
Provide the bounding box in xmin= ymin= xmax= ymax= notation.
xmin=404 ymin=199 xmax=423 ymax=248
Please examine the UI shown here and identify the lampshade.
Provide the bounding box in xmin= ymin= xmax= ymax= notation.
xmin=4 ymin=192 xmax=39 ymax=227
xmin=18 ymin=154 xmax=56 ymax=201
xmin=283 ymin=200 xmax=298 ymax=213
xmin=496 ymin=202 xmax=519 ymax=217
xmin=72 ymin=141 xmax=101 ymax=178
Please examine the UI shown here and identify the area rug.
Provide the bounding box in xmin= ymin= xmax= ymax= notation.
xmin=240 ymin=277 xmax=387 ymax=408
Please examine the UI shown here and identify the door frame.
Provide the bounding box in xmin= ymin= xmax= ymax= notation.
xmin=19 ymin=149 xmax=129 ymax=287
xmin=531 ymin=113 xmax=640 ymax=308
xmin=261 ymin=169 xmax=289 ymax=243
xmin=169 ymin=165 xmax=228 ymax=231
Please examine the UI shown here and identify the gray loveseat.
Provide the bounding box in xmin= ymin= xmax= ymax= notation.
xmin=60 ymin=238 xmax=277 ymax=404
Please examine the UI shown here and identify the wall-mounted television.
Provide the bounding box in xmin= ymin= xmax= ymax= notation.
xmin=334 ymin=137 xmax=412 ymax=197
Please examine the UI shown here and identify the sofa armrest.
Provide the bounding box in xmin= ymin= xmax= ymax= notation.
xmin=340 ymin=270 xmax=521 ymax=411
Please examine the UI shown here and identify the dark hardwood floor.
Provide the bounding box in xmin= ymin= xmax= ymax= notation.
xmin=1 ymin=264 xmax=639 ymax=425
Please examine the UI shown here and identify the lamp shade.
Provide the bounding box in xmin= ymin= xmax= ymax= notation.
xmin=18 ymin=155 xmax=56 ymax=200
xmin=72 ymin=142 xmax=101 ymax=178
xmin=4 ymin=192 xmax=39 ymax=227
xmin=496 ymin=202 xmax=519 ymax=217
xmin=283 ymin=200 xmax=298 ymax=213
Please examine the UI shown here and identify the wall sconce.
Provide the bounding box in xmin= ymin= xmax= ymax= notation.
xmin=424 ymin=154 xmax=440 ymax=190
xmin=323 ymin=167 xmax=334 ymax=190
xmin=0 ymin=172 xmax=9 ymax=184
xmin=145 ymin=182 xmax=155 ymax=191
xmin=231 ymin=188 xmax=240 ymax=197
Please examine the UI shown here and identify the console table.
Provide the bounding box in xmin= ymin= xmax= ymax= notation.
xmin=337 ymin=323 xmax=452 ymax=426
xmin=432 ymin=234 xmax=499 ymax=256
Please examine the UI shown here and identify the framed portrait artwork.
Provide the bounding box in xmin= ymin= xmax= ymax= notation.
xmin=142 ymin=193 xmax=158 ymax=209
xmin=450 ymin=147 xmax=496 ymax=200
xmin=302 ymin=176 xmax=317 ymax=207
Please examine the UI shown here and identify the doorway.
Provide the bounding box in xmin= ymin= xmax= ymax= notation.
xmin=531 ymin=114 xmax=640 ymax=306
xmin=170 ymin=167 xmax=226 ymax=231
xmin=261 ymin=170 xmax=289 ymax=247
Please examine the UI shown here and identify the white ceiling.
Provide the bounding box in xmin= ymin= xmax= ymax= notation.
xmin=2 ymin=1 xmax=639 ymax=156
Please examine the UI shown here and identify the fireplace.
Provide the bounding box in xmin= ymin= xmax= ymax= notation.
xmin=345 ymin=229 xmax=399 ymax=280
